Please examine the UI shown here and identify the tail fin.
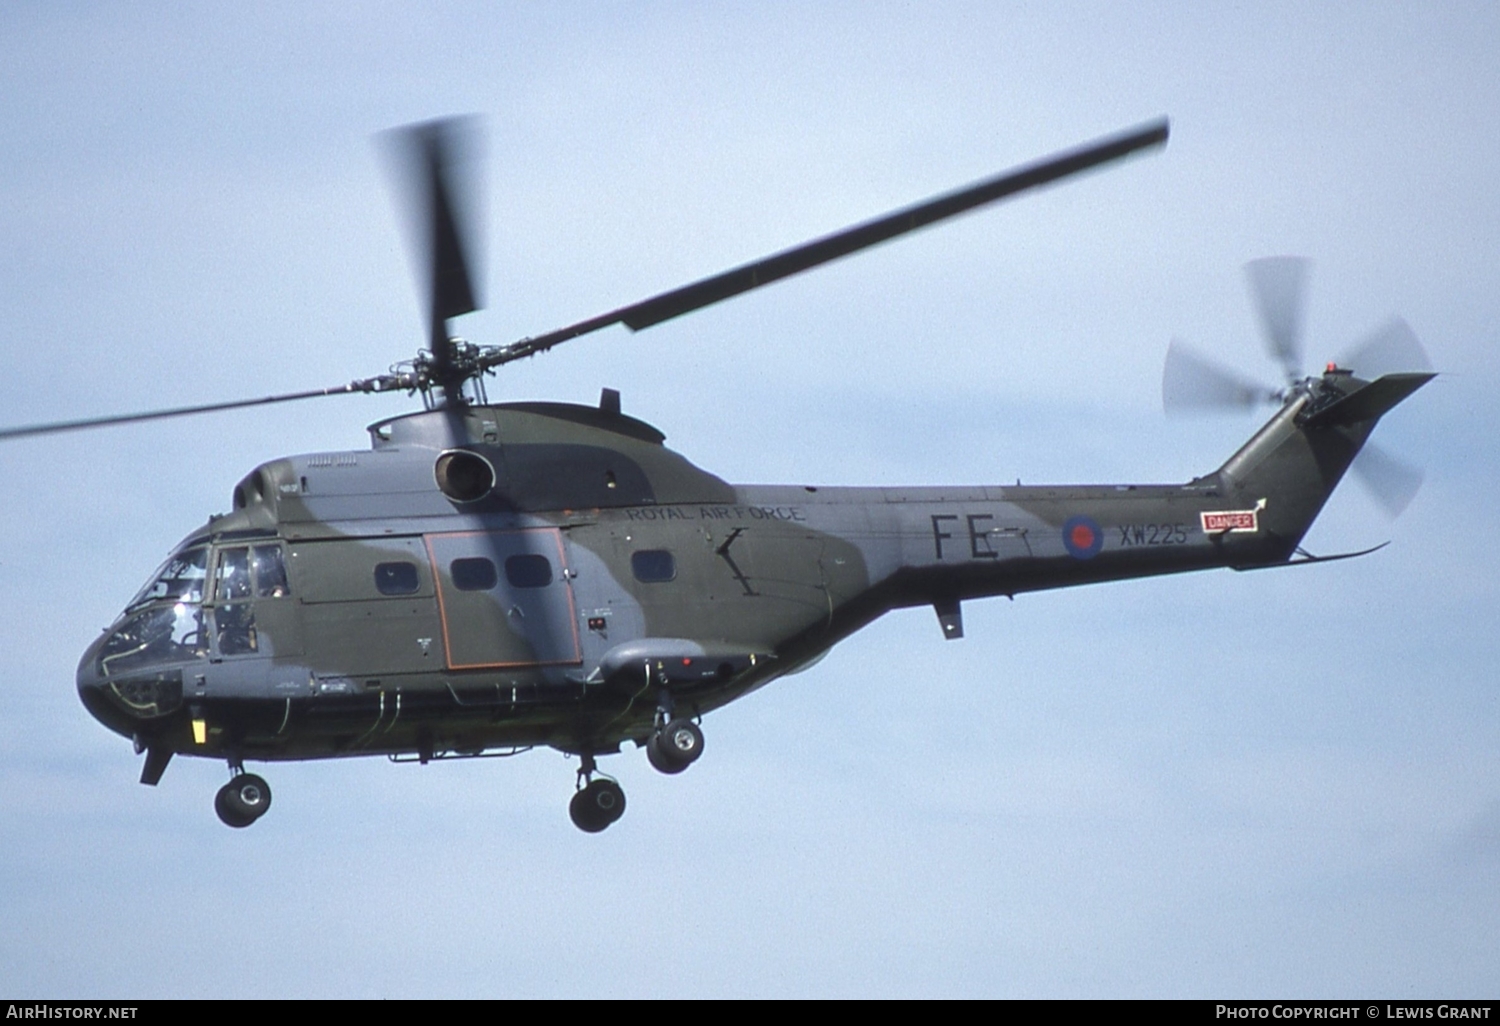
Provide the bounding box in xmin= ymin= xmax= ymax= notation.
xmin=1213 ymin=372 xmax=1434 ymax=559
xmin=1301 ymin=372 xmax=1434 ymax=428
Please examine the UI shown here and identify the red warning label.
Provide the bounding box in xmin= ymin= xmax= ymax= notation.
xmin=1200 ymin=510 xmax=1259 ymax=533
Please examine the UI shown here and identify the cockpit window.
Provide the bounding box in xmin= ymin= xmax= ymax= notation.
xmin=216 ymin=547 xmax=253 ymax=602
xmin=106 ymin=540 xmax=290 ymax=669
xmin=107 ymin=546 xmax=212 ymax=674
xmin=252 ymin=545 xmax=289 ymax=598
xmin=126 ymin=548 xmax=209 ymax=612
xmin=213 ymin=547 xmax=260 ymax=655
xmin=99 ymin=604 xmax=207 ymax=677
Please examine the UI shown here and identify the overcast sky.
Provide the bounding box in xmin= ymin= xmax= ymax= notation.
xmin=1 ymin=2 xmax=1497 ymax=998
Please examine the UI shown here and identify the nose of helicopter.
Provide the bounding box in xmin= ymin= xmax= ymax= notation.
xmin=76 ymin=634 xmax=110 ymax=725
xmin=75 ymin=633 xmax=140 ymax=740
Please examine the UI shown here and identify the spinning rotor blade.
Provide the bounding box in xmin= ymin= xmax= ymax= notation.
xmin=5 ymin=119 xmax=1172 ymax=442
xmin=0 ymin=383 xmax=379 ymax=442
xmin=1245 ymin=256 xmax=1310 ymax=383
xmin=383 ymin=117 xmax=484 ymax=402
xmin=498 ymin=118 xmax=1170 ymax=364
xmin=1351 ymin=440 xmax=1424 ymax=518
xmin=1162 ymin=339 xmax=1275 ymax=413
xmin=1336 ymin=317 xmax=1433 ymax=379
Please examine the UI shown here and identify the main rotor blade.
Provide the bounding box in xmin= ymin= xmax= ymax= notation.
xmin=1336 ymin=317 xmax=1433 ymax=379
xmin=0 ymin=384 xmax=373 ymax=442
xmin=504 ymin=118 xmax=1170 ymax=362
xmin=1245 ymin=256 xmax=1309 ymax=384
xmin=382 ymin=117 xmax=484 ymax=400
xmin=1162 ymin=339 xmax=1275 ymax=413
xmin=1351 ymin=440 xmax=1424 ymax=518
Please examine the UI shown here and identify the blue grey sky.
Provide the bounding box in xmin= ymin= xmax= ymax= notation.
xmin=1 ymin=2 xmax=1497 ymax=997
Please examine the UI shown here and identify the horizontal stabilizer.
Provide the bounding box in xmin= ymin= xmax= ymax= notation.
xmin=1304 ymin=372 xmax=1435 ymax=428
xmin=1232 ymin=541 xmax=1390 ymax=572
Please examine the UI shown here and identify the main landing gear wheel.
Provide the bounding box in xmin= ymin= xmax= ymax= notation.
xmin=569 ymin=778 xmax=626 ymax=833
xmin=215 ymin=773 xmax=272 ymax=828
xmin=647 ymin=718 xmax=703 ymax=774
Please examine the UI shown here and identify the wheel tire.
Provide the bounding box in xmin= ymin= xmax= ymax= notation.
xmin=221 ymin=773 xmax=272 ymax=823
xmin=658 ymin=719 xmax=703 ymax=767
xmin=214 ymin=784 xmax=255 ymax=828
xmin=646 ymin=734 xmax=688 ymax=775
xmin=568 ymin=779 xmax=626 ymax=832
xmin=592 ymin=778 xmax=626 ymax=824
xmin=568 ymin=788 xmax=604 ymax=832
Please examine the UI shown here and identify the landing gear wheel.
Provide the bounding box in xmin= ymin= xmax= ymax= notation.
xmin=648 ymin=718 xmax=703 ymax=774
xmin=214 ymin=787 xmax=253 ymax=828
xmin=646 ymin=736 xmax=687 ymax=775
xmin=215 ymin=773 xmax=272 ymax=828
xmin=568 ymin=778 xmax=626 ymax=833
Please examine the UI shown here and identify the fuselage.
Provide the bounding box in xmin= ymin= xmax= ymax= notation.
xmin=76 ymin=376 xmax=1419 ymax=768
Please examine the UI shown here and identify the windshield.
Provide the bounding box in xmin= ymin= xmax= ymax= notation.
xmin=101 ymin=546 xmax=211 ymax=677
xmin=100 ymin=542 xmax=293 ymax=675
xmin=98 ymin=603 xmax=207 ymax=677
xmin=126 ymin=547 xmax=209 ymax=612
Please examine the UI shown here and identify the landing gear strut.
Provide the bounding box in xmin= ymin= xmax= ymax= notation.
xmin=214 ymin=761 xmax=272 ymax=828
xmin=568 ymin=753 xmax=626 ymax=833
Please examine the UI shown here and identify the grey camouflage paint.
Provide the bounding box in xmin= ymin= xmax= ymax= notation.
xmin=76 ymin=368 xmax=1430 ymax=782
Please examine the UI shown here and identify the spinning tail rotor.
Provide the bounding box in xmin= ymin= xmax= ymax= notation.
xmin=1163 ymin=258 xmax=1434 ymax=516
xmin=1245 ymin=256 xmax=1310 ymax=386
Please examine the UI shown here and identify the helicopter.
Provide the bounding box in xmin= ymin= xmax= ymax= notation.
xmin=0 ymin=115 xmax=1434 ymax=833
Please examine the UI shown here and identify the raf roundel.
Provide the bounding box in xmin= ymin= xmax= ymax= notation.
xmin=1062 ymin=515 xmax=1104 ymax=559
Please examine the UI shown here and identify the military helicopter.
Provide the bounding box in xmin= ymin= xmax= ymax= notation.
xmin=1 ymin=116 xmax=1435 ymax=833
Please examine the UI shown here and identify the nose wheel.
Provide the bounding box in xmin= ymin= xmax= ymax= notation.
xmin=214 ymin=766 xmax=273 ymax=828
xmin=569 ymin=778 xmax=626 ymax=833
xmin=568 ymin=753 xmax=626 ymax=833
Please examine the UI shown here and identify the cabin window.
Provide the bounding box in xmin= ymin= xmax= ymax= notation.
xmin=505 ymin=554 xmax=553 ymax=588
xmin=452 ymin=557 xmax=499 ymax=591
xmin=374 ymin=561 xmax=419 ymax=596
xmin=631 ymin=549 xmax=676 ymax=583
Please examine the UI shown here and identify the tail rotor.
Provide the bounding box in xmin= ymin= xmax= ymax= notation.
xmin=1349 ymin=441 xmax=1424 ymax=519
xmin=1245 ymin=256 xmax=1311 ymax=385
xmin=1162 ymin=257 xmax=1433 ymax=518
xmin=1162 ymin=338 xmax=1278 ymax=412
xmin=1335 ymin=316 xmax=1433 ymax=381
